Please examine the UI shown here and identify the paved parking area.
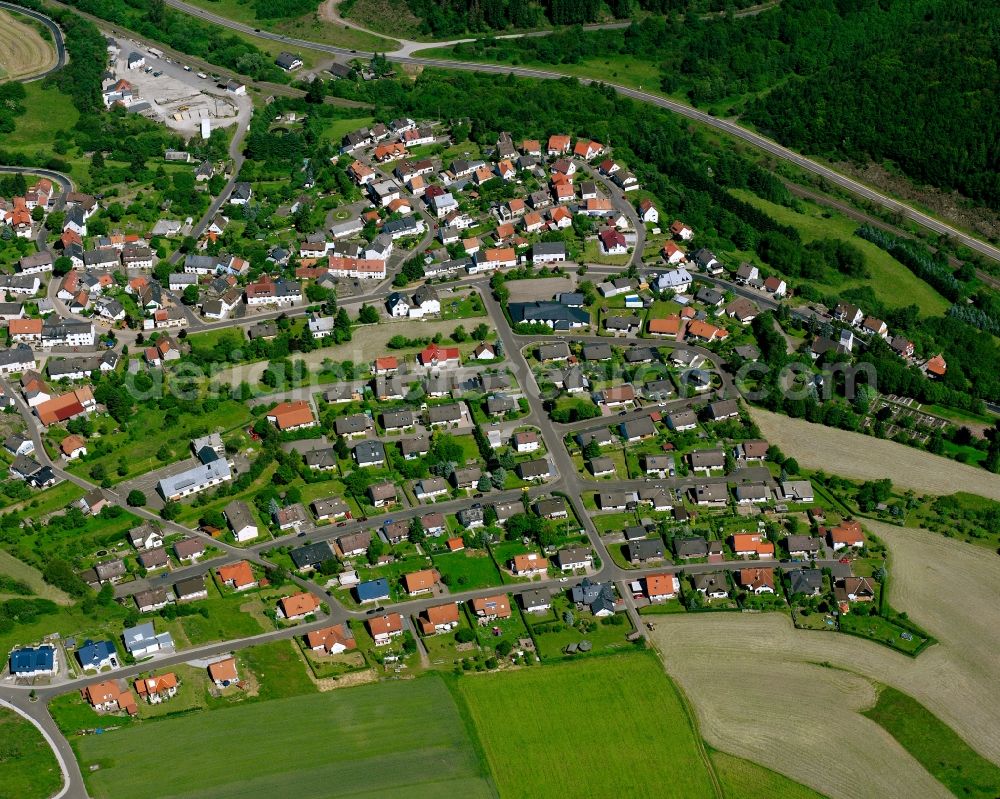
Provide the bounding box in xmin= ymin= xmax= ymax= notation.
xmin=109 ymin=35 xmax=249 ymax=137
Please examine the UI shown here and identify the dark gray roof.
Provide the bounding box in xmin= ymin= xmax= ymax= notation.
xmin=290 ymin=541 xmax=334 ymax=569
xmin=788 ymin=569 xmax=823 ymax=595
xmin=354 ymin=440 xmax=386 ymax=465
xmin=674 ymin=537 xmax=708 ymax=558
xmin=625 ymin=538 xmax=664 ymax=561
xmin=510 ymin=302 xmax=589 ymax=329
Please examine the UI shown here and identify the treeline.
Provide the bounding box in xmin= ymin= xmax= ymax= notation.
xmin=749 ymin=0 xmax=1000 ymax=210
xmin=857 ymin=226 xmax=1000 ymax=338
xmin=403 ymin=0 xmax=757 ymax=37
xmin=59 ymin=0 xmax=289 ymax=82
xmin=856 ymin=225 xmax=963 ymax=300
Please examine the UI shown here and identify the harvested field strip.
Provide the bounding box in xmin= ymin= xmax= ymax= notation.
xmin=652 ymin=615 xmax=951 ymax=799
xmin=456 ymin=653 xmax=719 ymax=798
xmin=863 ymin=685 xmax=1000 ymax=799
xmin=0 ymin=9 xmax=57 ymax=81
xmin=751 ymin=408 xmax=1000 ymax=500
xmin=649 ymin=521 xmax=1000 ymax=799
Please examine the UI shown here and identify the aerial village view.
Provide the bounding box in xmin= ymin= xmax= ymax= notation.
xmin=0 ymin=0 xmax=998 ymax=797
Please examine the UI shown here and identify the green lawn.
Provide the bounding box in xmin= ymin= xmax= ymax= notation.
xmin=863 ymin=686 xmax=1000 ymax=799
xmin=322 ymin=115 xmax=376 ymax=144
xmin=178 ymin=590 xmax=266 ymax=646
xmin=455 ymin=652 xmax=717 ymax=798
xmin=180 ymin=0 xmax=398 ymax=51
xmin=433 ymin=550 xmax=503 ymax=591
xmin=730 ymin=189 xmax=949 ymax=316
xmin=75 ymin=676 xmax=495 ymax=799
xmin=710 ymin=749 xmax=828 ymax=799
xmin=66 ymin=401 xmax=252 ymax=485
xmin=0 ymin=708 xmax=62 ymax=799
xmin=237 ymin=640 xmax=316 ymax=702
xmin=837 ymin=612 xmax=928 ymax=655
xmin=6 ymin=82 xmax=88 ymax=181
xmin=185 ymin=327 xmax=245 ymax=359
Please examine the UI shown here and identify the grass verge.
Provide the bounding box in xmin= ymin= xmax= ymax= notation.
xmin=0 ymin=708 xmax=62 ymax=799
xmin=862 ymin=685 xmax=1000 ymax=799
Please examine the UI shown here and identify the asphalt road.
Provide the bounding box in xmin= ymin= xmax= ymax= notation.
xmin=0 ymin=164 xmax=73 ymax=194
xmin=0 ymin=1 xmax=67 ymax=82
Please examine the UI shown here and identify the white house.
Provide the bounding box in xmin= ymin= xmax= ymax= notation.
xmin=638 ymin=199 xmax=658 ymax=224
xmin=655 ymin=268 xmax=693 ymax=293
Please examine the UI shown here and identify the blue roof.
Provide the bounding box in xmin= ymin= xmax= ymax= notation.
xmin=9 ymin=645 xmax=54 ymax=674
xmin=355 ymin=578 xmax=389 ymax=601
xmin=77 ymin=639 xmax=116 ymax=667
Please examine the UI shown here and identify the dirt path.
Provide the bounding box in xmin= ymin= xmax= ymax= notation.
xmin=751 ymin=407 xmax=1000 ymax=500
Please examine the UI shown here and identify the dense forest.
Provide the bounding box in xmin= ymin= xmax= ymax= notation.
xmin=388 ymin=0 xmax=756 ymax=37
xmin=447 ymin=0 xmax=1000 ymax=211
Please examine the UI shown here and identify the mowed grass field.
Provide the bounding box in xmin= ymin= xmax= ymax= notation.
xmin=863 ymin=686 xmax=1000 ymax=799
xmin=455 ymin=653 xmax=718 ymax=798
xmin=730 ymin=189 xmax=951 ymax=316
xmin=76 ymin=676 xmax=496 ymax=799
xmin=0 ymin=708 xmax=62 ymax=799
xmin=0 ymin=9 xmax=56 ymax=82
xmin=710 ymin=750 xmax=828 ymax=799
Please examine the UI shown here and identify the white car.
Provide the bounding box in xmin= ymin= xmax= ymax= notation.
xmin=183 ymin=65 xmax=191 ymax=71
